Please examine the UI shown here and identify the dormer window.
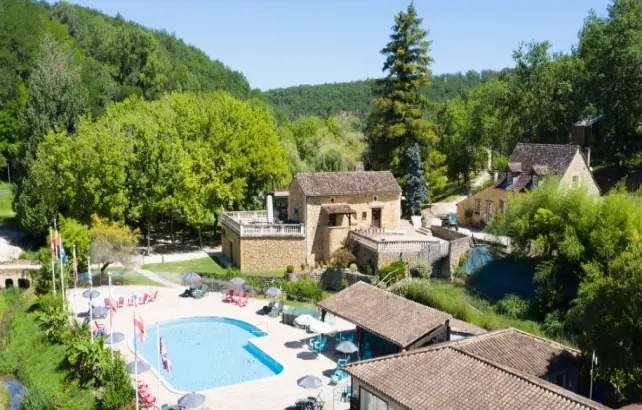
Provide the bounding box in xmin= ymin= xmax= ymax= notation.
xmin=533 ymin=175 xmax=540 ymax=187
xmin=507 ymin=173 xmax=514 ymax=185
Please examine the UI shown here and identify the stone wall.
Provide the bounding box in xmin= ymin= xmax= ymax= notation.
xmin=456 ymin=187 xmax=512 ymax=228
xmin=221 ymin=226 xmax=241 ymax=267
xmin=431 ymin=226 xmax=471 ymax=279
xmin=239 ymin=237 xmax=306 ymax=272
xmin=324 ymin=226 xmax=351 ymax=262
xmin=560 ymin=151 xmax=600 ymax=196
xmin=353 ymin=242 xmax=421 ymax=274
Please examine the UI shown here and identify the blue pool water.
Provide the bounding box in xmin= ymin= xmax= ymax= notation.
xmin=137 ymin=317 xmax=283 ymax=391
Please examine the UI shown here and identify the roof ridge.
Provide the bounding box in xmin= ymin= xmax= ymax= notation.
xmin=505 ymin=327 xmax=581 ymax=354
xmin=453 ymin=347 xmax=607 ymax=410
xmin=516 ymin=142 xmax=580 ymax=148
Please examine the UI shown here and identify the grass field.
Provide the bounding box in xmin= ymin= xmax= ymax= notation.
xmin=0 ymin=190 xmax=14 ymax=219
xmin=142 ymin=257 xmax=284 ymax=277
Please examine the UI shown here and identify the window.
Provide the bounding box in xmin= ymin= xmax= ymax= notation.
xmin=485 ymin=200 xmax=493 ymax=222
xmin=572 ymin=175 xmax=580 ymax=189
xmin=556 ymin=372 xmax=569 ymax=389
xmin=360 ymin=387 xmax=389 ymax=410
xmin=532 ymin=175 xmax=539 ymax=187
xmin=507 ymin=172 xmax=514 ymax=185
xmin=294 ymin=208 xmax=299 ymax=219
xmin=362 ymin=211 xmax=367 ymax=220
xmin=328 ymin=214 xmax=337 ymax=227
xmin=499 ymin=200 xmax=505 ymax=214
xmin=474 ymin=199 xmax=481 ymax=215
xmin=330 ymin=197 xmax=335 ymax=203
xmin=373 ymin=195 xmax=378 ymax=201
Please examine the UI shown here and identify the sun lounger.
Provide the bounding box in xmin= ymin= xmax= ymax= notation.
xmin=149 ymin=290 xmax=158 ymax=302
xmin=117 ymin=297 xmax=124 ymax=308
xmin=192 ymin=284 xmax=208 ymax=299
xmin=223 ymin=289 xmax=235 ymax=303
xmin=140 ymin=293 xmax=149 ymax=304
xmin=160 ymin=405 xmax=180 ymax=410
xmin=179 ymin=288 xmax=193 ymax=298
xmin=104 ymin=298 xmax=110 ymax=308
xmin=337 ymin=356 xmax=350 ymax=369
xmin=236 ymin=291 xmax=251 ymax=307
xmin=330 ymin=369 xmax=347 ymax=384
xmin=268 ymin=300 xmax=284 ymax=317
xmin=127 ymin=296 xmax=137 ymax=306
xmin=259 ymin=300 xmax=275 ymax=315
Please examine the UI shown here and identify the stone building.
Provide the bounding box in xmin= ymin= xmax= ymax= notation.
xmin=220 ymin=171 xmax=406 ymax=272
xmin=457 ymin=143 xmax=600 ymax=227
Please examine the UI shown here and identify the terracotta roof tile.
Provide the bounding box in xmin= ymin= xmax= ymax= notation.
xmin=508 ymin=143 xmax=579 ymax=176
xmin=346 ymin=345 xmax=610 ymax=410
xmin=451 ymin=328 xmax=580 ymax=377
xmin=293 ymin=171 xmax=401 ymax=197
xmin=317 ymin=282 xmax=451 ymax=348
xmin=321 ymin=203 xmax=354 ymax=215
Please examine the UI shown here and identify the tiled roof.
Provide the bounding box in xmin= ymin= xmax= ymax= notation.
xmin=317 ymin=282 xmax=451 ymax=348
xmin=345 ymin=344 xmax=610 ymax=410
xmin=321 ymin=203 xmax=354 ymax=215
xmin=293 ymin=171 xmax=401 ymax=197
xmin=509 ymin=143 xmax=579 ymax=176
xmin=451 ymin=328 xmax=580 ymax=377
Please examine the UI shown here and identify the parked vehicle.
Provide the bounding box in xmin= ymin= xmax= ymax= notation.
xmin=440 ymin=213 xmax=458 ymax=231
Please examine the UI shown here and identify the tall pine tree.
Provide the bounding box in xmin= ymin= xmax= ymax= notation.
xmin=365 ymin=3 xmax=446 ymax=191
xmin=403 ymin=143 xmax=428 ymax=216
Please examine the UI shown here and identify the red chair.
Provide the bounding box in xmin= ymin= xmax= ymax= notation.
xmin=223 ymin=289 xmax=235 ymax=303
xmin=128 ymin=296 xmax=137 ymax=306
xmin=104 ymin=298 xmax=110 ymax=308
xmin=140 ymin=293 xmax=149 ymax=304
xmin=149 ymin=290 xmax=159 ymax=302
xmin=116 ymin=297 xmax=124 ymax=308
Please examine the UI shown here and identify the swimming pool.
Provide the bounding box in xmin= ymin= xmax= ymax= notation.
xmin=137 ymin=317 xmax=283 ymax=391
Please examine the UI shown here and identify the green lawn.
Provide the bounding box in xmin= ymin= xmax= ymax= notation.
xmin=122 ymin=274 xmax=166 ymax=287
xmin=142 ymin=257 xmax=284 ymax=277
xmin=0 ymin=191 xmax=14 ymax=218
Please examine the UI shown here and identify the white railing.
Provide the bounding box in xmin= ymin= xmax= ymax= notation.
xmin=240 ymin=223 xmax=304 ymax=237
xmin=221 ymin=211 xmax=304 ymax=237
xmin=349 ymin=230 xmax=446 ymax=255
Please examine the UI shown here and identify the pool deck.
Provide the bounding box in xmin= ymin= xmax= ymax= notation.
xmin=68 ymin=284 xmax=352 ymax=410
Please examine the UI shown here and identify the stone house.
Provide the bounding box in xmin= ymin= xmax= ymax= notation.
xmin=457 ymin=143 xmax=600 ymax=227
xmin=220 ymin=171 xmax=403 ymax=272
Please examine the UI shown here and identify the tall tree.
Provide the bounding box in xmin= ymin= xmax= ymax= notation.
xmin=579 ymin=0 xmax=642 ymax=163
xmin=365 ymin=3 xmax=445 ymax=190
xmin=403 ymin=143 xmax=428 ymax=215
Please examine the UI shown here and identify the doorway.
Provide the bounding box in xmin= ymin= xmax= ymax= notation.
xmin=229 ymin=240 xmax=234 ymax=265
xmin=371 ymin=208 xmax=382 ymax=228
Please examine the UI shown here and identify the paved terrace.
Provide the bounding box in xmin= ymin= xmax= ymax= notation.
xmin=68 ymin=281 xmax=351 ymax=410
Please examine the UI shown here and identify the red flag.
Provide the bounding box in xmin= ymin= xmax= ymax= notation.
xmin=162 ymin=355 xmax=172 ymax=374
xmin=50 ymin=232 xmax=55 ymax=257
xmin=134 ymin=314 xmax=145 ymax=343
xmin=159 ymin=336 xmax=167 ymax=356
xmin=109 ymin=296 xmax=117 ymax=316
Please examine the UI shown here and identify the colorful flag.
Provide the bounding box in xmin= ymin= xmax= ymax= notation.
xmin=50 ymin=230 xmax=55 ymax=257
xmin=109 ymin=296 xmax=117 ymax=316
xmin=159 ymin=336 xmax=167 ymax=356
xmin=59 ymin=239 xmax=66 ymax=265
xmin=52 ymin=230 xmax=60 ymax=247
xmin=134 ymin=314 xmax=146 ymax=343
xmin=162 ymin=355 xmax=172 ymax=374
xmin=72 ymin=249 xmax=78 ymax=282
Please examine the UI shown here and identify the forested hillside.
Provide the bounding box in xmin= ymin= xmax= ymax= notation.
xmin=264 ymin=70 xmax=502 ymax=119
xmin=0 ymin=0 xmax=251 ymax=164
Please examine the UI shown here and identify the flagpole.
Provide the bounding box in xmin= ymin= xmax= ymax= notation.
xmin=50 ymin=226 xmax=56 ymax=298
xmin=109 ymin=271 xmax=114 ymax=361
xmin=156 ymin=321 xmax=161 ymax=410
xmin=89 ymin=256 xmax=93 ymax=344
xmin=59 ymin=235 xmax=65 ymax=304
xmin=73 ymin=245 xmax=77 ymax=290
xmin=134 ymin=303 xmax=139 ymax=410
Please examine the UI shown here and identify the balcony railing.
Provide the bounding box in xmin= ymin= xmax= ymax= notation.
xmin=221 ymin=211 xmax=304 ymax=238
xmin=349 ymin=230 xmax=449 ymax=259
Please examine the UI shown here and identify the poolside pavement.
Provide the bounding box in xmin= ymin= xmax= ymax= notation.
xmin=68 ymin=282 xmax=352 ymax=410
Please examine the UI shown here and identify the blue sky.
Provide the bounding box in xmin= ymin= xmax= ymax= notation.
xmin=66 ymin=0 xmax=610 ymax=90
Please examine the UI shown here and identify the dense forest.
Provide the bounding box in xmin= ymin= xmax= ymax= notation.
xmin=264 ymin=70 xmax=502 ymax=120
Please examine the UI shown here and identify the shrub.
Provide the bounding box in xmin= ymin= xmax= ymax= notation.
xmin=365 ymin=263 xmax=374 ymax=276
xmin=22 ymin=384 xmax=61 ymax=410
xmin=378 ymin=260 xmax=405 ymax=281
xmin=19 ymin=249 xmax=40 ymax=261
xmin=340 ymin=279 xmax=349 ymax=290
xmin=99 ymin=354 xmax=134 ymax=410
xmin=4 ymin=278 xmax=13 ymax=288
xmin=349 ymin=263 xmax=358 ymax=273
xmin=330 ymin=248 xmax=356 ymax=269
xmin=495 ymin=294 xmax=530 ymax=319
xmin=286 ymin=265 xmax=294 ymax=273
xmin=542 ymin=311 xmax=565 ymax=338
xmin=280 ymin=277 xmax=323 ymax=302
xmin=409 ymin=260 xmax=432 ymax=279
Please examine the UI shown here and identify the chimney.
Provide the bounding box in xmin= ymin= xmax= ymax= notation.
xmin=354 ymin=161 xmax=364 ymax=172
xmin=586 ymin=147 xmax=592 ymax=170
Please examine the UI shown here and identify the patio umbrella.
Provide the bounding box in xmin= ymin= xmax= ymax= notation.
xmin=297 ymin=375 xmax=323 ymax=389
xmin=181 ymin=272 xmax=202 ymax=286
xmin=230 ymin=277 xmax=246 ymax=286
xmin=177 ymin=392 xmax=206 ymax=409
xmin=82 ymin=289 xmax=100 ymax=299
xmin=126 ymin=360 xmax=150 ymax=374
xmin=265 ymin=287 xmax=282 ymax=297
xmin=104 ymin=332 xmax=125 ymax=344
xmin=294 ymin=314 xmax=315 ymax=327
xmin=336 ymin=340 xmax=359 ymax=361
xmin=92 ymin=306 xmax=108 ymax=318
xmin=308 ymin=320 xmax=334 ymax=335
